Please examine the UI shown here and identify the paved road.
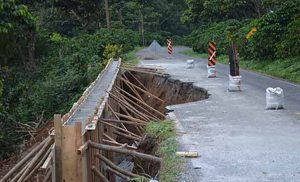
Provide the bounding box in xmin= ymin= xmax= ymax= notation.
xmin=174 ymin=47 xmax=300 ymax=114
xmin=138 ymin=47 xmax=300 ymax=182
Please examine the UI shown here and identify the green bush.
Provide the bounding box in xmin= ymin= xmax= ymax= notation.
xmin=143 ymin=31 xmax=171 ymax=46
xmin=172 ymin=35 xmax=185 ymax=46
xmin=14 ymin=28 xmax=138 ymax=121
xmin=185 ymin=19 xmax=241 ymax=54
xmin=186 ymin=1 xmax=299 ymax=61
xmin=95 ymin=28 xmax=139 ymax=53
xmin=0 ymin=28 xmax=139 ymax=159
xmin=275 ymin=16 xmax=300 ymax=58
xmin=102 ymin=44 xmax=123 ymax=66
xmin=143 ymin=31 xmax=184 ymax=46
xmin=235 ymin=19 xmax=259 ymax=59
xmin=240 ymin=1 xmax=299 ymax=60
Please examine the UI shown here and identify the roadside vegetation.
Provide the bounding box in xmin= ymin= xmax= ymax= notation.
xmin=180 ymin=49 xmax=300 ymax=84
xmin=180 ymin=49 xmax=228 ymax=65
xmin=123 ymin=47 xmax=144 ymax=65
xmin=0 ymin=0 xmax=188 ymax=159
xmin=182 ymin=0 xmax=299 ymax=83
xmin=1 ymin=0 xmax=299 ymax=164
xmin=145 ymin=120 xmax=181 ymax=182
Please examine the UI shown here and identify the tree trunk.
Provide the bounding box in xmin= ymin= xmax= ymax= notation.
xmin=105 ymin=0 xmax=111 ymax=29
xmin=28 ymin=31 xmax=36 ymax=66
xmin=141 ymin=16 xmax=145 ymax=46
xmin=139 ymin=9 xmax=145 ymax=46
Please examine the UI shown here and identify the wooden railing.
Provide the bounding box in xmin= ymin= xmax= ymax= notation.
xmin=1 ymin=59 xmax=168 ymax=182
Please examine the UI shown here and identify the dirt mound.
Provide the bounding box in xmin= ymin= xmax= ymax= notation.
xmin=148 ymin=40 xmax=163 ymax=53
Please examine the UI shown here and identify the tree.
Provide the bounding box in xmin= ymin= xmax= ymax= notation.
xmin=109 ymin=0 xmax=187 ymax=44
xmin=110 ymin=0 xmax=160 ymax=45
xmin=51 ymin=0 xmax=104 ymax=33
xmin=182 ymin=0 xmax=266 ymax=24
xmin=181 ymin=0 xmax=205 ymax=25
xmin=0 ymin=0 xmax=36 ymax=67
xmin=104 ymin=0 xmax=111 ymax=29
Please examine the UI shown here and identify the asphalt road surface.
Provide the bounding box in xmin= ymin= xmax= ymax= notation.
xmin=138 ymin=47 xmax=300 ymax=182
xmin=174 ymin=47 xmax=300 ymax=114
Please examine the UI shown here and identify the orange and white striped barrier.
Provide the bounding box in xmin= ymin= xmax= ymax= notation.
xmin=167 ymin=38 xmax=173 ymax=56
xmin=208 ymin=41 xmax=217 ymax=66
xmin=207 ymin=41 xmax=217 ymax=78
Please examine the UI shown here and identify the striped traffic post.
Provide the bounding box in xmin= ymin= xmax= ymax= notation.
xmin=207 ymin=41 xmax=217 ymax=78
xmin=208 ymin=41 xmax=217 ymax=66
xmin=167 ymin=38 xmax=173 ymax=57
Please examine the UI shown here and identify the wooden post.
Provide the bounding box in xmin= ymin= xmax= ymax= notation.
xmin=228 ymin=42 xmax=239 ymax=76
xmin=92 ymin=166 xmax=109 ymax=182
xmin=84 ymin=131 xmax=93 ymax=182
xmin=61 ymin=122 xmax=83 ymax=182
xmin=54 ymin=114 xmax=62 ymax=182
xmin=89 ymin=142 xmax=162 ymax=163
xmin=105 ymin=102 xmax=115 ymax=182
xmin=36 ymin=174 xmax=43 ymax=182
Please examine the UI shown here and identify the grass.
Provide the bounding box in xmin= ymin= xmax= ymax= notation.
xmin=145 ymin=120 xmax=182 ymax=182
xmin=179 ymin=49 xmax=207 ymax=59
xmin=123 ymin=47 xmax=144 ymax=65
xmin=180 ymin=49 xmax=300 ymax=84
xmin=239 ymin=57 xmax=300 ymax=83
xmin=179 ymin=49 xmax=228 ymax=63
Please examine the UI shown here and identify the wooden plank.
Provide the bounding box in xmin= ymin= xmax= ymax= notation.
xmin=89 ymin=142 xmax=162 ymax=163
xmin=54 ymin=114 xmax=62 ymax=182
xmin=84 ymin=131 xmax=93 ymax=182
xmin=105 ymin=103 xmax=115 ymax=182
xmin=91 ymin=166 xmax=109 ymax=182
xmin=176 ymin=151 xmax=199 ymax=158
xmin=96 ymin=154 xmax=138 ymax=179
xmin=17 ymin=137 xmax=53 ymax=182
xmin=115 ymin=86 xmax=165 ymax=118
xmin=115 ymin=112 xmax=147 ymax=124
xmin=107 ymin=103 xmax=128 ymax=131
xmin=0 ymin=137 xmax=48 ymax=182
xmin=100 ymin=118 xmax=146 ymax=126
xmin=37 ymin=174 xmax=43 ymax=182
xmin=126 ymin=71 xmax=148 ymax=91
xmin=121 ymin=74 xmax=144 ymax=101
xmin=120 ymin=77 xmax=164 ymax=103
xmin=23 ymin=143 xmax=53 ymax=181
xmin=41 ymin=145 xmax=54 ymax=170
xmin=108 ymin=91 xmax=151 ymax=122
xmin=120 ymin=92 xmax=159 ymax=120
xmin=100 ymin=120 xmax=141 ymax=138
xmin=102 ymin=139 xmax=137 ymax=150
xmin=61 ymin=122 xmax=82 ymax=182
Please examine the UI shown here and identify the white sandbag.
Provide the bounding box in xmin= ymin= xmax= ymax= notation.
xmin=207 ymin=65 xmax=216 ymax=78
xmin=266 ymin=87 xmax=284 ymax=109
xmin=228 ymin=75 xmax=242 ymax=91
xmin=186 ymin=59 xmax=195 ymax=69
